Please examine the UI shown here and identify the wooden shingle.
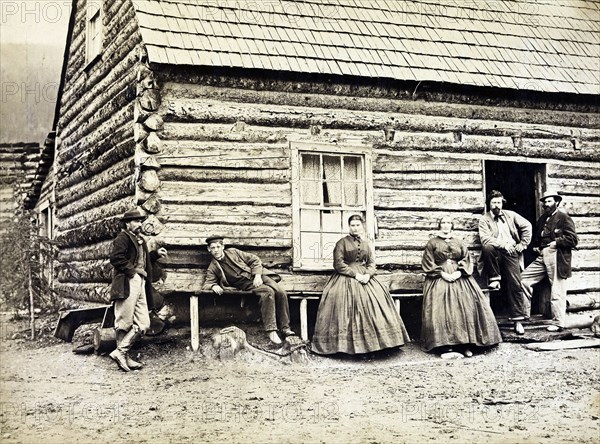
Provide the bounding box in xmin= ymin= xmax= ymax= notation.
xmin=134 ymin=0 xmax=599 ymax=94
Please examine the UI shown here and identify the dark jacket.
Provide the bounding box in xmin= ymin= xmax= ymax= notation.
xmin=109 ymin=230 xmax=162 ymax=309
xmin=202 ymin=248 xmax=280 ymax=290
xmin=532 ymin=210 xmax=578 ymax=279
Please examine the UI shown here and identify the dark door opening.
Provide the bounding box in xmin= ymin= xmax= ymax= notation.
xmin=484 ymin=160 xmax=546 ymax=316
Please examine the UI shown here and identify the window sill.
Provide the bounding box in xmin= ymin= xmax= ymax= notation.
xmin=84 ymin=53 xmax=102 ymax=72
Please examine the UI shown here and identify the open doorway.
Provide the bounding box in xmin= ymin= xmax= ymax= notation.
xmin=484 ymin=160 xmax=546 ymax=315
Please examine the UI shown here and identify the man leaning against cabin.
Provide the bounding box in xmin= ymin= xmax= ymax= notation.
xmin=478 ymin=190 xmax=532 ymax=335
xmin=109 ymin=208 xmax=167 ymax=372
xmin=521 ymin=191 xmax=578 ymax=332
xmin=202 ymin=236 xmax=295 ymax=344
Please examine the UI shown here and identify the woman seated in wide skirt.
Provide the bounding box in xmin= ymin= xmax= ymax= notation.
xmin=421 ymin=215 xmax=502 ymax=357
xmin=312 ymin=215 xmax=410 ymax=355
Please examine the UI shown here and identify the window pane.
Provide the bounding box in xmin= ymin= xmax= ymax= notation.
xmin=344 ymin=183 xmax=364 ymax=207
xmin=301 ymin=181 xmax=320 ymax=205
xmin=343 ymin=211 xmax=365 ymax=232
xmin=301 ymin=232 xmax=321 ymax=260
xmin=301 ymin=154 xmax=320 ymax=180
xmin=344 ymin=156 xmax=362 ymax=180
xmin=323 ymin=155 xmax=341 ymax=180
xmin=322 ymin=210 xmax=342 ymax=232
xmin=323 ymin=182 xmax=342 ymax=206
xmin=322 ymin=233 xmax=341 ymax=265
xmin=300 ymin=209 xmax=320 ymax=231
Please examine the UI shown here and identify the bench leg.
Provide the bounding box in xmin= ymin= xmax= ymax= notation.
xmin=190 ymin=295 xmax=199 ymax=351
xmin=300 ymin=298 xmax=308 ymax=341
xmin=394 ymin=298 xmax=401 ymax=317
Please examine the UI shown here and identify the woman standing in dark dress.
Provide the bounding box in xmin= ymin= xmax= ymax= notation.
xmin=421 ymin=216 xmax=502 ymax=356
xmin=312 ymin=215 xmax=410 ymax=355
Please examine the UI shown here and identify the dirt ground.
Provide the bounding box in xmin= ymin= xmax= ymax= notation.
xmin=0 ymin=315 xmax=599 ymax=444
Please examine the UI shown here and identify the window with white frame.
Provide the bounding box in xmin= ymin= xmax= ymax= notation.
xmin=86 ymin=1 xmax=103 ymax=64
xmin=291 ymin=143 xmax=374 ymax=269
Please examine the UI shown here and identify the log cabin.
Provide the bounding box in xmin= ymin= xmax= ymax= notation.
xmin=32 ymin=0 xmax=599 ymax=333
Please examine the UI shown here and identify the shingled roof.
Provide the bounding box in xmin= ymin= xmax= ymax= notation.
xmin=139 ymin=1 xmax=599 ymax=95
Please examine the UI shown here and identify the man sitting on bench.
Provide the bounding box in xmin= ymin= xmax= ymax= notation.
xmin=202 ymin=235 xmax=295 ymax=344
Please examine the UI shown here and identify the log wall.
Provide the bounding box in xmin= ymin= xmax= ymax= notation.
xmin=54 ymin=0 xmax=143 ymax=301
xmin=152 ymin=79 xmax=600 ymax=307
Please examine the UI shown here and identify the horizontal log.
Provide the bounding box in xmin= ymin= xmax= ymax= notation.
xmin=163 ymin=247 xmax=292 ymax=269
xmin=564 ymin=310 xmax=600 ymax=328
xmin=59 ymin=195 xmax=134 ymax=235
xmin=160 ymin=181 xmax=291 ymax=205
xmin=547 ymin=164 xmax=600 ymax=180
xmin=160 ymin=233 xmax=291 ymax=249
xmin=56 ymin=216 xmax=121 ymax=248
xmin=559 ymin=196 xmax=600 ymax=217
xmin=576 ymin=234 xmax=600 ymax=250
xmin=572 ymin=249 xmax=600 ymax=271
xmin=59 ymin=103 xmax=134 ymax=166
xmin=162 ymin=223 xmax=291 ymax=243
xmin=160 ymin=122 xmax=297 ymax=143
xmin=373 ymin=172 xmax=482 ymax=191
xmin=567 ymin=271 xmax=600 ymax=292
xmin=374 ymin=189 xmax=483 ymax=212
xmin=566 ymin=293 xmax=600 ymax=312
xmin=546 ymin=177 xmax=600 ymax=196
xmin=58 ymin=176 xmax=135 ymax=221
xmin=160 ymin=203 xmax=292 ymax=226
xmin=55 ymin=282 xmax=110 ymax=304
xmin=375 ymin=210 xmax=481 ymax=231
xmin=381 ymin=135 xmax=600 ymax=162
xmin=160 ymin=166 xmax=290 ymax=184
xmin=158 ymin=141 xmax=290 ymax=169
xmin=57 ymin=158 xmax=135 ymax=208
xmin=57 ymin=137 xmax=136 ymax=193
xmin=160 ymin=81 xmax=600 ymax=130
xmin=571 ymin=217 xmax=600 ymax=234
xmin=57 ymin=259 xmax=112 ymax=284
xmin=58 ymin=240 xmax=113 ymax=263
xmin=373 ymin=150 xmax=481 ymax=173
xmin=160 ymin=96 xmax=600 ymax=141
xmin=376 ymin=229 xmax=479 ymax=250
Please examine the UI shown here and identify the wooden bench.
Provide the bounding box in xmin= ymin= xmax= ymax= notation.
xmin=188 ymin=289 xmax=425 ymax=350
xmin=189 ymin=288 xmax=497 ymax=350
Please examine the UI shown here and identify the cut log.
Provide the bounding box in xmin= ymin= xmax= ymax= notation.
xmin=56 ymin=216 xmax=122 ymax=248
xmin=144 ymin=114 xmax=164 ymax=131
xmin=145 ymin=132 xmax=163 ymax=154
xmin=139 ymin=89 xmax=161 ymax=111
xmin=567 ymin=293 xmax=600 ymax=312
xmin=141 ymin=195 xmax=162 ymax=213
xmin=139 ymin=170 xmax=160 ymax=192
xmin=134 ymin=123 xmax=149 ymax=143
xmin=160 ymin=81 xmax=600 ymax=131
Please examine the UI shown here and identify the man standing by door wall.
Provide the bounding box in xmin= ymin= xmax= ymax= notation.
xmin=521 ymin=191 xmax=578 ymax=332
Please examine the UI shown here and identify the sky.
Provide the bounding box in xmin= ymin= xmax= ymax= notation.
xmin=0 ymin=0 xmax=70 ymax=143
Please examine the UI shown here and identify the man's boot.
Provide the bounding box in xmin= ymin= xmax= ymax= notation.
xmin=109 ymin=329 xmax=131 ymax=372
xmin=125 ymin=329 xmax=143 ymax=370
xmin=109 ymin=326 xmax=143 ymax=371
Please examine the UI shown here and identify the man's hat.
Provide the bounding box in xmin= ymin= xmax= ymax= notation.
xmin=206 ymin=235 xmax=224 ymax=245
xmin=540 ymin=191 xmax=563 ymax=203
xmin=121 ymin=208 xmax=147 ymax=221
